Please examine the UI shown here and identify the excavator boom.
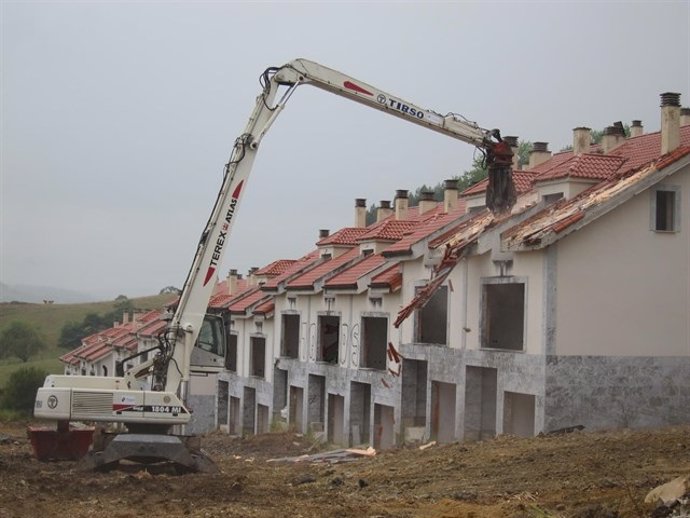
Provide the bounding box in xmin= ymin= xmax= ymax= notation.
xmin=32 ymin=58 xmax=515 ymax=471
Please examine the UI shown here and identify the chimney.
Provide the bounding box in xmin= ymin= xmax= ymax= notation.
xmin=601 ymin=124 xmax=625 ymax=153
xmin=248 ymin=266 xmax=259 ymax=286
xmin=394 ymin=189 xmax=409 ymax=220
xmin=354 ymin=198 xmax=367 ymax=228
xmin=680 ymin=107 xmax=690 ymax=127
xmin=443 ymin=179 xmax=459 ymax=212
xmin=227 ymin=268 xmax=239 ymax=294
xmin=572 ymin=127 xmax=591 ymax=155
xmin=418 ymin=190 xmax=436 ymax=215
xmin=376 ymin=200 xmax=393 ymax=222
xmin=528 ymin=142 xmax=551 ymax=168
xmin=318 ymin=229 xmax=330 ymax=240
xmin=630 ymin=120 xmax=643 ymax=138
xmin=122 ymin=311 xmax=129 ymax=325
xmin=660 ymin=92 xmax=681 ymax=155
xmin=503 ymin=136 xmax=520 ymax=169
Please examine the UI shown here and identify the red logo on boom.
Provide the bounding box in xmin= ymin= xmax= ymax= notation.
xmin=203 ymin=180 xmax=244 ymax=287
xmin=343 ymin=81 xmax=373 ymax=96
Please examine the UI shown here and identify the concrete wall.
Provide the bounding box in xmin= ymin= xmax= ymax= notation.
xmin=185 ymin=373 xmax=218 ymax=435
xmin=555 ymin=166 xmax=690 ymax=357
xmin=544 ymin=355 xmax=690 ymax=431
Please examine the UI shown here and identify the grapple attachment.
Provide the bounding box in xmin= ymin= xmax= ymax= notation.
xmin=485 ymin=139 xmax=516 ymax=214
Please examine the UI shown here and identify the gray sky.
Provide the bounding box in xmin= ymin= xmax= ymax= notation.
xmin=1 ymin=0 xmax=689 ymax=300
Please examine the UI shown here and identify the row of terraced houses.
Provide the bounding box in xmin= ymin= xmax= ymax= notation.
xmin=61 ymin=93 xmax=690 ymax=448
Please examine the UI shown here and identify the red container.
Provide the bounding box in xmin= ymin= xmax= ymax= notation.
xmin=28 ymin=426 xmax=95 ymax=461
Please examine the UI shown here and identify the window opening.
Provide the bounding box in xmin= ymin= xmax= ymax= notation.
xmin=656 ymin=190 xmax=675 ymax=231
xmin=250 ymin=336 xmax=266 ymax=378
xmin=361 ymin=316 xmax=387 ymax=370
xmin=415 ymin=285 xmax=448 ymax=345
xmin=318 ymin=315 xmax=340 ymax=363
xmin=225 ymin=333 xmax=238 ymax=372
xmin=482 ymin=282 xmax=524 ymax=351
xmin=281 ymin=314 xmax=300 ymax=358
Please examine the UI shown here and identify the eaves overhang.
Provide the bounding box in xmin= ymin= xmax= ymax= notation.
xmin=381 ymin=248 xmax=413 ymax=258
xmin=534 ymin=177 xmax=599 ymax=188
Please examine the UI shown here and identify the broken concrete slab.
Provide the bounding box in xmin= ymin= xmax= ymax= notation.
xmin=645 ymin=476 xmax=690 ymax=507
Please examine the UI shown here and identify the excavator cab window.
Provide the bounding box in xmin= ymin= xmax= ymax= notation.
xmin=195 ymin=314 xmax=226 ymax=358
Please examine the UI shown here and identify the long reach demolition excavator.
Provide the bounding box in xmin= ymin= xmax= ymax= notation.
xmin=33 ymin=59 xmax=516 ymax=472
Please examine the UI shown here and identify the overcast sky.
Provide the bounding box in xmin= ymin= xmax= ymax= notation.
xmin=1 ymin=0 xmax=689 ymax=300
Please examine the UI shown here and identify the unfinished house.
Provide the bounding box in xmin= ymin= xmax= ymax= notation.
xmin=207 ymin=92 xmax=689 ymax=444
xmin=60 ymin=92 xmax=690 ymax=446
xmin=60 ymin=310 xmax=160 ymax=379
xmin=395 ymin=92 xmax=690 ymax=439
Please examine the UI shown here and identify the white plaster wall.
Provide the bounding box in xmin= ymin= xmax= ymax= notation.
xmin=537 ymin=179 xmax=596 ymax=201
xmin=233 ymin=317 xmax=250 ymax=377
xmin=463 ymin=252 xmax=494 ymax=350
xmin=398 ymin=259 xmax=433 ymax=345
xmin=555 ymin=166 xmax=690 ymax=356
xmin=456 ymin=250 xmax=544 ymax=354
xmin=512 ymin=250 xmax=545 ymax=355
xmin=257 ymin=314 xmax=275 ymax=384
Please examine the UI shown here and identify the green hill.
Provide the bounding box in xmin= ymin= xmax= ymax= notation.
xmin=0 ymin=294 xmax=176 ymax=386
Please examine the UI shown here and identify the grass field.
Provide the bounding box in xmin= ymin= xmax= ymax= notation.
xmin=0 ymin=294 xmax=175 ymax=387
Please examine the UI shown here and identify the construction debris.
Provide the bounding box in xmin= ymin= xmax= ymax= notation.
xmin=645 ymin=475 xmax=690 ymax=507
xmin=267 ymin=446 xmax=376 ymax=464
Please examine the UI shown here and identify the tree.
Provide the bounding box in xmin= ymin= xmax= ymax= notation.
xmin=58 ymin=320 xmax=87 ymax=349
xmin=0 ymin=321 xmax=46 ymax=362
xmin=159 ymin=286 xmax=181 ymax=295
xmin=1 ymin=366 xmax=48 ymax=412
xmin=517 ymin=140 xmax=531 ymax=169
xmin=455 ymin=155 xmax=489 ymax=191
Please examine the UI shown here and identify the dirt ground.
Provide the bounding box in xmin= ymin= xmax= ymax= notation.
xmin=1 ymin=421 xmax=688 ymax=518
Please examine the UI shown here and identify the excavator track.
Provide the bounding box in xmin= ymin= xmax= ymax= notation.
xmin=79 ymin=433 xmax=218 ymax=474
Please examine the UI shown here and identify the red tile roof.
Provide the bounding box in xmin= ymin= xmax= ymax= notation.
xmin=462 ymin=127 xmax=690 ymax=196
xmin=609 ymin=125 xmax=690 ymax=174
xmin=60 ymin=345 xmax=86 ymax=365
xmin=317 ymin=227 xmax=370 ymax=246
xmin=228 ymin=287 xmax=271 ymax=314
xmin=209 ymin=284 xmax=255 ymax=309
xmin=370 ymin=263 xmax=402 ymax=292
xmin=324 ymin=253 xmax=387 ymax=289
xmin=254 ymin=259 xmax=296 ymax=276
xmin=356 ymin=220 xmax=416 ymax=242
xmin=382 ymin=205 xmax=468 ymax=256
xmin=534 ymin=153 xmax=628 ymax=182
xmin=287 ymin=247 xmax=363 ymax=290
xmin=137 ymin=317 xmax=167 ymax=338
xmin=261 ymin=250 xmax=323 ymax=291
xmin=503 ymin=146 xmax=690 ymax=250
xmin=253 ymin=300 xmax=275 ymax=315
xmin=529 ymin=150 xmax=574 ymax=173
xmin=461 ymin=170 xmax=540 ymax=196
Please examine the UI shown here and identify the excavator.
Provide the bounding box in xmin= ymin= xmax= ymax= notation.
xmin=32 ymin=59 xmax=515 ymax=472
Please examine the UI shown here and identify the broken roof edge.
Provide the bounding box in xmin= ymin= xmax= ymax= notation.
xmin=503 ymin=148 xmax=690 ymax=251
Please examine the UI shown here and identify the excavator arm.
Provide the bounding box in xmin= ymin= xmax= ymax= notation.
xmin=156 ymin=59 xmax=515 ymax=400
xmin=33 ymin=58 xmax=515 ymax=472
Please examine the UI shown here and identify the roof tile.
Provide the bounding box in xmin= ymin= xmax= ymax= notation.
xmin=287 ymin=247 xmax=362 ymax=290
xmin=324 ymin=254 xmax=386 ymax=289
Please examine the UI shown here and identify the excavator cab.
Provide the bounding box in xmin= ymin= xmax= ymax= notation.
xmin=190 ymin=314 xmax=226 ymax=370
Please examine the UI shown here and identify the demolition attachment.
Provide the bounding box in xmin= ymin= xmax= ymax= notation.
xmin=484 ymin=132 xmax=516 ymax=214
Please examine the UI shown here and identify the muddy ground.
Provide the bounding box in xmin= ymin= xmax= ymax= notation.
xmin=1 ymin=421 xmax=688 ymax=517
